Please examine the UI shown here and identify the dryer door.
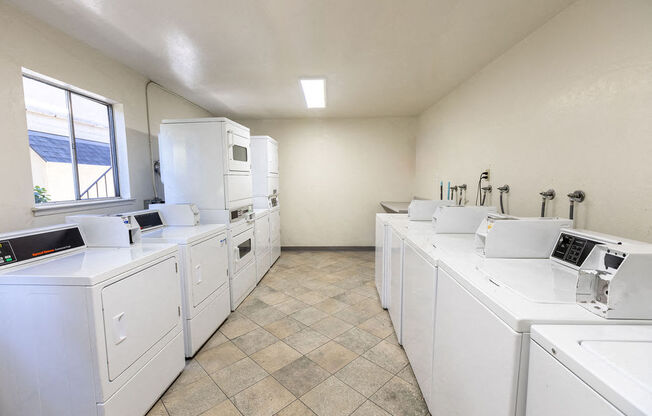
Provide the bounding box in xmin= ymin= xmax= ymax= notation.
xmin=254 ymin=217 xmax=270 ymax=254
xmin=270 ymin=210 xmax=281 ymax=241
xmin=190 ymin=233 xmax=228 ymax=308
xmin=101 ymin=257 xmax=181 ymax=381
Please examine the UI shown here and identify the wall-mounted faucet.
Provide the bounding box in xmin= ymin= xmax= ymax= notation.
xmin=480 ymin=185 xmax=492 ymax=206
xmin=458 ymin=184 xmax=467 ymax=205
xmin=451 ymin=185 xmax=458 ymax=202
xmin=539 ymin=189 xmax=555 ymax=217
xmin=497 ymin=184 xmax=509 ymax=214
xmin=567 ymin=190 xmax=585 ymax=220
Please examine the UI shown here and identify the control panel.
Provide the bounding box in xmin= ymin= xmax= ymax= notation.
xmin=134 ymin=212 xmax=164 ymax=231
xmin=0 ymin=227 xmax=85 ymax=267
xmin=551 ymin=232 xmax=602 ymax=267
xmin=0 ymin=241 xmax=17 ymax=265
xmin=230 ymin=205 xmax=253 ymax=223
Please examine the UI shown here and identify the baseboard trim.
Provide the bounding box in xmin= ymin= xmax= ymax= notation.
xmin=282 ymin=246 xmax=374 ymax=251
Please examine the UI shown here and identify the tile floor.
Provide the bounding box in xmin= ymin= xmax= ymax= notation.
xmin=147 ymin=250 xmax=429 ymax=416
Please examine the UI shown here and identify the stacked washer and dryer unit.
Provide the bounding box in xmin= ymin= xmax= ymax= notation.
xmin=159 ymin=118 xmax=258 ymax=310
xmin=251 ymin=135 xmax=281 ymax=283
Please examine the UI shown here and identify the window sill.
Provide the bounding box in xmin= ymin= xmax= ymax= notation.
xmin=32 ymin=198 xmax=137 ymax=217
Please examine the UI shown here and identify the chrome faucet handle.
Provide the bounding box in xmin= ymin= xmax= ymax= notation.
xmin=540 ymin=189 xmax=555 ymax=200
xmin=567 ymin=190 xmax=586 ymax=202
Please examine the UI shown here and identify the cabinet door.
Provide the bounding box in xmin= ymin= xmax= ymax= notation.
xmin=225 ymin=125 xmax=251 ymax=173
xmin=526 ymin=342 xmax=624 ymax=416
xmin=190 ymin=233 xmax=228 ymax=307
xmin=102 ymin=257 xmax=181 ymax=381
xmin=402 ymin=242 xmax=436 ymax=404
xmin=270 ymin=210 xmax=281 ymax=240
xmin=431 ymin=269 xmax=522 ymax=416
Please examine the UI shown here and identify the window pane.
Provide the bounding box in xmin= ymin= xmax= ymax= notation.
xmin=23 ymin=77 xmax=76 ymax=203
xmin=71 ymin=93 xmax=116 ymax=199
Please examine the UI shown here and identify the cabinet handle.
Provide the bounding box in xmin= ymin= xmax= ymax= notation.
xmin=112 ymin=312 xmax=127 ymax=345
xmin=195 ymin=264 xmax=202 ymax=284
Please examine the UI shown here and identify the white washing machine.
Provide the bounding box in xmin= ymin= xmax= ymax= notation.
xmin=527 ymin=325 xmax=652 ymax=416
xmin=388 ymin=225 xmax=404 ymax=342
xmin=228 ymin=206 xmax=257 ymax=310
xmin=428 ymin=229 xmax=652 ymax=416
xmin=0 ymin=224 xmax=184 ymax=416
xmin=374 ymin=214 xmax=392 ymax=309
xmin=254 ymin=208 xmax=271 ymax=283
xmin=395 ymin=220 xmax=471 ymax=405
xmin=119 ymin=205 xmax=230 ymax=357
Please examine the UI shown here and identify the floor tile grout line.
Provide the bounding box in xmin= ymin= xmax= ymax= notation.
xmin=161 ymin=252 xmax=401 ymax=416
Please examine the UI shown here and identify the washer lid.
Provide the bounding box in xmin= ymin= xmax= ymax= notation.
xmin=477 ymin=259 xmax=577 ymax=304
xmin=532 ymin=325 xmax=652 ymax=416
xmin=0 ymin=243 xmax=177 ymax=286
xmin=142 ymin=224 xmax=226 ymax=244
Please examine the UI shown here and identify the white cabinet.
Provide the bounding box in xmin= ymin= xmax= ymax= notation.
xmin=401 ymin=241 xmax=437 ymax=405
xmin=430 ymin=268 xmax=522 ymax=416
xmin=388 ymin=228 xmax=403 ymax=343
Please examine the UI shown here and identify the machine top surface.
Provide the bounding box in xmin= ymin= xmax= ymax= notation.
xmin=532 ymin=325 xmax=652 ymax=416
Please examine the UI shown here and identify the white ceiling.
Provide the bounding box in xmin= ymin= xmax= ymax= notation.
xmin=11 ymin=0 xmax=575 ymax=118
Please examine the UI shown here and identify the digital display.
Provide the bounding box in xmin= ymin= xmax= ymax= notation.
xmin=552 ymin=233 xmax=601 ymax=267
xmin=0 ymin=227 xmax=85 ymax=267
xmin=134 ymin=212 xmax=164 ymax=230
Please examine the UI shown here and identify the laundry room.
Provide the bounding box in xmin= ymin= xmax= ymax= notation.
xmin=0 ymin=1 xmax=651 ymax=415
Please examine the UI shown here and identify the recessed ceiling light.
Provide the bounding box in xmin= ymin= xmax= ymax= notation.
xmin=300 ymin=78 xmax=326 ymax=108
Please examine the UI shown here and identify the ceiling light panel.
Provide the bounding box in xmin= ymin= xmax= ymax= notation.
xmin=300 ymin=78 xmax=326 ymax=108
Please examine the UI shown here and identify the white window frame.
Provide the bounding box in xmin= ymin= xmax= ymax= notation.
xmin=23 ymin=70 xmax=130 ymax=214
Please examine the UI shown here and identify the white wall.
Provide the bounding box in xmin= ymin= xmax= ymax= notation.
xmin=240 ymin=118 xmax=417 ymax=246
xmin=0 ymin=1 xmax=211 ymax=233
xmin=415 ymin=0 xmax=652 ymax=242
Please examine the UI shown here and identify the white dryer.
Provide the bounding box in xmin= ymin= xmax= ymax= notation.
xmin=0 ymin=224 xmax=184 ymax=416
xmin=228 ymin=206 xmax=257 ymax=309
xmin=119 ymin=205 xmax=230 ymax=357
xmin=270 ymin=204 xmax=281 ymax=265
xmin=527 ymin=325 xmax=652 ymax=416
xmin=253 ymin=208 xmax=271 ymax=283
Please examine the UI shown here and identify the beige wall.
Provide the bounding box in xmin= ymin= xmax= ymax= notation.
xmin=415 ymin=0 xmax=652 ymax=242
xmin=241 ymin=118 xmax=417 ymax=246
xmin=0 ymin=1 xmax=211 ymax=232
